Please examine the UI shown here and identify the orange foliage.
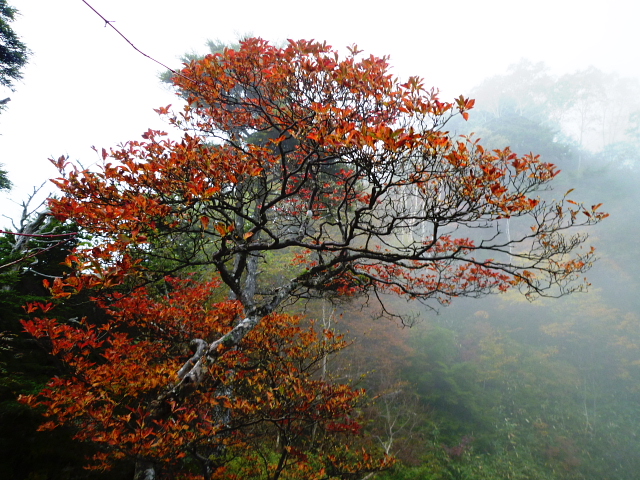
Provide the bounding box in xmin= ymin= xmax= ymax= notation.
xmin=21 ymin=277 xmax=392 ymax=478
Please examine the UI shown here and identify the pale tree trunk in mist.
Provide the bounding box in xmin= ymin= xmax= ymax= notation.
xmin=312 ymin=297 xmax=336 ymax=442
xmin=1 ymin=190 xmax=50 ymax=292
xmin=134 ymin=461 xmax=156 ymax=480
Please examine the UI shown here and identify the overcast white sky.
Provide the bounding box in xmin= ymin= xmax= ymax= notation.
xmin=1 ymin=0 xmax=637 ymax=224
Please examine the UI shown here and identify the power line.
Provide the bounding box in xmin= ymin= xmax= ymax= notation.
xmin=80 ymin=0 xmax=193 ymax=83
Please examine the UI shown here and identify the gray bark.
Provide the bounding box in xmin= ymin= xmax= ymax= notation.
xmin=133 ymin=461 xmax=156 ymax=480
xmin=1 ymin=208 xmax=51 ymax=291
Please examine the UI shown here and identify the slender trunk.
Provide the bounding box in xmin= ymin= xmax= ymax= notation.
xmin=320 ymin=298 xmax=334 ymax=382
xmin=271 ymin=448 xmax=288 ymax=480
xmin=582 ymin=373 xmax=591 ymax=433
xmin=312 ymin=299 xmax=331 ymax=443
xmin=506 ymin=218 xmax=512 ymax=262
xmin=244 ymin=249 xmax=259 ymax=304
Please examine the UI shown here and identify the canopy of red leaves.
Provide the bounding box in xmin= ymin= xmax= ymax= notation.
xmin=47 ymin=39 xmax=606 ymax=313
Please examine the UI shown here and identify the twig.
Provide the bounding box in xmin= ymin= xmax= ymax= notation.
xmin=0 ymin=237 xmax=76 ymax=271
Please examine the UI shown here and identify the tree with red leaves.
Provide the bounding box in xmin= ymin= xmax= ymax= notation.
xmin=21 ymin=38 xmax=605 ymax=479
xmin=22 ymin=277 xmax=392 ymax=479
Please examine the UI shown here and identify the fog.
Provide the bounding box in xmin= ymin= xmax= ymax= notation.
xmin=2 ymin=1 xmax=639 ymax=478
xmin=348 ymin=62 xmax=640 ymax=478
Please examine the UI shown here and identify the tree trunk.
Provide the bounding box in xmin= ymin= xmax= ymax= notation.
xmin=134 ymin=461 xmax=156 ymax=480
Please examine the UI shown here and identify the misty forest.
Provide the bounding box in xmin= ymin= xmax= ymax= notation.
xmin=2 ymin=5 xmax=640 ymax=480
